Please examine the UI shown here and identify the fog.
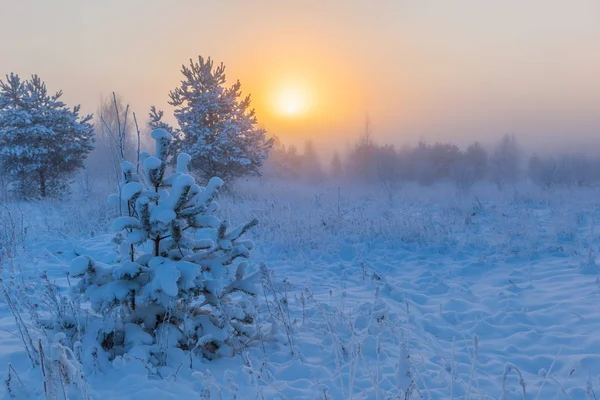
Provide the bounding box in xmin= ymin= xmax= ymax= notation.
xmin=1 ymin=0 xmax=599 ymax=155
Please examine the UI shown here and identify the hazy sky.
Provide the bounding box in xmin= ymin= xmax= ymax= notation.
xmin=1 ymin=0 xmax=599 ymax=151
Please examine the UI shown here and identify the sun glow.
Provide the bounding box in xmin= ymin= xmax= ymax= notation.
xmin=271 ymin=82 xmax=311 ymax=117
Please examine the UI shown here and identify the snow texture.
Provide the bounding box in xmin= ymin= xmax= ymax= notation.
xmin=5 ymin=172 xmax=600 ymax=399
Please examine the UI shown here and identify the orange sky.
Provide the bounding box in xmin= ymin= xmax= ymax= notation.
xmin=1 ymin=0 xmax=600 ymax=152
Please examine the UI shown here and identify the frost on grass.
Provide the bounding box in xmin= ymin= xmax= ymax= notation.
xmin=70 ymin=129 xmax=261 ymax=363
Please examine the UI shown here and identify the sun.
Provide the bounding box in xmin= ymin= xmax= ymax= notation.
xmin=271 ymin=81 xmax=311 ymax=117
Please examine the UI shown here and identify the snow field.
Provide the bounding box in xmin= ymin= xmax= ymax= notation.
xmin=1 ymin=181 xmax=600 ymax=399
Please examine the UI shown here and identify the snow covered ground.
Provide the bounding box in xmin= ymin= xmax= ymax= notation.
xmin=2 ymin=180 xmax=600 ymax=399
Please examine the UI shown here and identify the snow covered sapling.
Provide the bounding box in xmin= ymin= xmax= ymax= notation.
xmin=71 ymin=129 xmax=261 ymax=362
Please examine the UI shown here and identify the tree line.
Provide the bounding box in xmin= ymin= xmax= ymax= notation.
xmin=266 ymin=128 xmax=600 ymax=191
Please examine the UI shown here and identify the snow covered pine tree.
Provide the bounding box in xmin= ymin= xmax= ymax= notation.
xmin=70 ymin=129 xmax=260 ymax=362
xmin=149 ymin=56 xmax=273 ymax=183
xmin=0 ymin=74 xmax=94 ymax=198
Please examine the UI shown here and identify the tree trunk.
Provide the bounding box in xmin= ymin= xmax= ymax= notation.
xmin=154 ymin=236 xmax=160 ymax=257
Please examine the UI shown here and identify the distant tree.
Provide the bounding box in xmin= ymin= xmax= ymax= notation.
xmin=374 ymin=144 xmax=401 ymax=199
xmin=99 ymin=93 xmax=138 ymax=161
xmin=149 ymin=56 xmax=273 ymax=183
xmin=344 ymin=116 xmax=378 ymax=182
xmin=0 ymin=74 xmax=94 ymax=198
xmin=450 ymin=141 xmax=488 ymax=192
xmin=262 ymin=136 xmax=310 ymax=180
xmin=87 ymin=93 xmax=140 ymax=190
xmin=285 ymin=145 xmax=303 ymax=178
xmin=528 ymin=152 xmax=595 ymax=188
xmin=262 ymin=135 xmax=286 ymax=178
xmin=407 ymin=142 xmax=437 ymax=185
xmin=450 ymin=155 xmax=477 ymax=193
xmin=490 ymin=134 xmax=520 ymax=190
xmin=566 ymin=154 xmax=598 ymax=186
xmin=330 ymin=151 xmax=343 ymax=179
xmin=301 ymin=139 xmax=325 ymax=183
xmin=430 ymin=142 xmax=460 ymax=180
xmin=396 ymin=144 xmax=414 ymax=181
xmin=528 ymin=153 xmax=556 ymax=188
xmin=268 ymin=136 xmax=299 ymax=179
xmin=463 ymin=141 xmax=488 ymax=181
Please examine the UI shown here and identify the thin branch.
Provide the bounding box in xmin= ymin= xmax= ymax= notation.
xmin=133 ymin=112 xmax=141 ymax=175
xmin=112 ymin=92 xmax=124 ymax=160
xmin=122 ymin=104 xmax=130 ymax=157
xmin=100 ymin=115 xmax=120 ymax=148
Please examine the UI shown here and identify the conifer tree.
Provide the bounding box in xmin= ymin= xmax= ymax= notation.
xmin=150 ymin=56 xmax=273 ymax=183
xmin=0 ymin=74 xmax=94 ymax=197
xmin=71 ymin=129 xmax=260 ymax=361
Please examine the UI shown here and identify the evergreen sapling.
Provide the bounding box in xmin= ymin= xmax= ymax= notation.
xmin=71 ymin=129 xmax=260 ymax=362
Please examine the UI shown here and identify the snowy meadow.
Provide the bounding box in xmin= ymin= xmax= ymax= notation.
xmin=2 ymin=178 xmax=600 ymax=399
xmin=2 ymin=0 xmax=600 ymax=397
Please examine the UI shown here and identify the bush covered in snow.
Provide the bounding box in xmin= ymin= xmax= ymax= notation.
xmin=70 ymin=128 xmax=261 ymax=362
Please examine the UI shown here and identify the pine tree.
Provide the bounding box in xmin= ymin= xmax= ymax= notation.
xmin=150 ymin=56 xmax=273 ymax=183
xmin=71 ymin=129 xmax=261 ymax=361
xmin=0 ymin=74 xmax=94 ymax=198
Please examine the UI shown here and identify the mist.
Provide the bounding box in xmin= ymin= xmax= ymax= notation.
xmin=1 ymin=0 xmax=599 ymax=155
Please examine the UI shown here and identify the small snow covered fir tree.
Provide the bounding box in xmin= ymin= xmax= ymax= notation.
xmin=0 ymin=74 xmax=94 ymax=198
xmin=71 ymin=129 xmax=260 ymax=361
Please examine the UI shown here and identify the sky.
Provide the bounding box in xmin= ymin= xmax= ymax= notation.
xmin=1 ymin=0 xmax=599 ymax=152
